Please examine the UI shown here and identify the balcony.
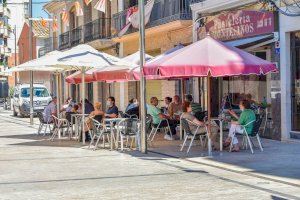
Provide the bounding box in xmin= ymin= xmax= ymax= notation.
xmin=4 ymin=7 xmax=10 ymax=18
xmin=0 ymin=26 xmax=9 ymax=38
xmin=113 ymin=0 xmax=192 ymax=37
xmin=58 ymin=17 xmax=112 ymax=50
xmin=38 ymin=37 xmax=54 ymax=57
xmin=59 ymin=31 xmax=70 ymax=50
xmin=0 ymin=3 xmax=7 ymax=15
xmin=84 ymin=18 xmax=111 ymax=43
xmin=0 ymin=46 xmax=10 ymax=57
xmin=70 ymin=26 xmax=82 ymax=46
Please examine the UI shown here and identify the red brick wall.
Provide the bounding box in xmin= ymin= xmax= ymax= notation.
xmin=18 ymin=23 xmax=37 ymax=64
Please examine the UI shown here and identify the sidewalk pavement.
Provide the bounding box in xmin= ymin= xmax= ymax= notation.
xmin=0 ymin=109 xmax=299 ymax=200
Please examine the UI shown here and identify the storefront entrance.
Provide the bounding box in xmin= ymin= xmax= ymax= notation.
xmin=291 ymin=32 xmax=300 ymax=132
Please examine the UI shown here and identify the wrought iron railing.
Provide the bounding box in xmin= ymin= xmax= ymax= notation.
xmin=59 ymin=31 xmax=70 ymax=50
xmin=38 ymin=37 xmax=54 ymax=57
xmin=113 ymin=0 xmax=192 ymax=36
xmin=84 ymin=18 xmax=111 ymax=42
xmin=70 ymin=26 xmax=82 ymax=46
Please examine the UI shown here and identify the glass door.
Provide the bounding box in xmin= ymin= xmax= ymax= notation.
xmin=291 ymin=32 xmax=300 ymax=132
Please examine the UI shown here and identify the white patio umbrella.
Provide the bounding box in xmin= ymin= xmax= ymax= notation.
xmin=122 ymin=51 xmax=153 ymax=65
xmin=5 ymin=50 xmax=64 ymax=125
xmin=43 ymin=44 xmax=135 ymax=144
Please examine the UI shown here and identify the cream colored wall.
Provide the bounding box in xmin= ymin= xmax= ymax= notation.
xmin=121 ymin=27 xmax=192 ymax=105
xmin=18 ymin=71 xmax=52 ymax=91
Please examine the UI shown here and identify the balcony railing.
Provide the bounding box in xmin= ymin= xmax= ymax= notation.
xmin=59 ymin=31 xmax=70 ymax=50
xmin=113 ymin=0 xmax=192 ymax=36
xmin=84 ymin=18 xmax=111 ymax=43
xmin=71 ymin=26 xmax=82 ymax=46
xmin=58 ymin=17 xmax=111 ymax=50
xmin=38 ymin=37 xmax=55 ymax=57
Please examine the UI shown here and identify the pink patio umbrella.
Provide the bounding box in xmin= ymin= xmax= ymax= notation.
xmin=93 ymin=66 xmax=141 ymax=83
xmin=143 ymin=35 xmax=277 ymax=156
xmin=144 ymin=36 xmax=277 ymax=78
xmin=65 ymin=69 xmax=98 ymax=84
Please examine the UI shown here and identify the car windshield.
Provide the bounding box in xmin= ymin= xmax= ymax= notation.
xmin=21 ymin=87 xmax=49 ymax=97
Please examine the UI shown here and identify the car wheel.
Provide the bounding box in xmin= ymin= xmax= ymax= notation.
xmin=13 ymin=107 xmax=17 ymax=116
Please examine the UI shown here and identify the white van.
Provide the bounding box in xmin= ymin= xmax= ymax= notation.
xmin=12 ymin=84 xmax=52 ymax=117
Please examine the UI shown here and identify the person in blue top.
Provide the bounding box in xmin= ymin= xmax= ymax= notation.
xmin=105 ymin=96 xmax=118 ymax=118
xmin=84 ymin=99 xmax=94 ymax=114
xmin=224 ymin=99 xmax=256 ymax=152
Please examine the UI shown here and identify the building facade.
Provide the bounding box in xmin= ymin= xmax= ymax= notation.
xmin=191 ymin=0 xmax=282 ymax=140
xmin=279 ymin=2 xmax=300 ymax=140
xmin=6 ymin=0 xmax=30 ymax=86
xmin=17 ymin=20 xmax=52 ymax=90
xmin=44 ymin=0 xmax=195 ymax=110
xmin=0 ymin=0 xmax=11 ymax=81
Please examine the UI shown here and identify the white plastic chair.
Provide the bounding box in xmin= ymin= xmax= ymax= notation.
xmin=147 ymin=116 xmax=172 ymax=142
xmin=180 ymin=118 xmax=208 ymax=154
xmin=116 ymin=118 xmax=140 ymax=151
xmin=229 ymin=115 xmax=264 ymax=154
xmin=50 ymin=115 xmax=70 ymax=141
xmin=88 ymin=118 xmax=111 ymax=150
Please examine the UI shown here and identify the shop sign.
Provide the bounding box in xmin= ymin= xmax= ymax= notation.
xmin=198 ymin=10 xmax=275 ymax=41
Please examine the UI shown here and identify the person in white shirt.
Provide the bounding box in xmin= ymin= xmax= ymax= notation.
xmin=43 ymin=97 xmax=57 ymax=123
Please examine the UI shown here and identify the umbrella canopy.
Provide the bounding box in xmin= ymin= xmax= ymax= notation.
xmin=65 ymin=69 xmax=97 ymax=84
xmin=92 ymin=46 xmax=185 ymax=82
xmin=144 ymin=36 xmax=277 ymax=78
xmin=63 ymin=45 xmax=136 ymax=83
xmin=93 ymin=66 xmax=140 ymax=83
xmin=5 ymin=50 xmax=63 ymax=73
xmin=122 ymin=51 xmax=153 ymax=65
xmin=55 ymin=44 xmax=133 ymax=71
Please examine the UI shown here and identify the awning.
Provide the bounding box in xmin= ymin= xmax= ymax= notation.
xmin=225 ymin=34 xmax=274 ymax=47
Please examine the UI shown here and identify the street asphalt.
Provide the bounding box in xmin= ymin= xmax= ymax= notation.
xmin=0 ymin=109 xmax=299 ymax=200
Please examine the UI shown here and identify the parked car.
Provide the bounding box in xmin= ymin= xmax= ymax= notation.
xmin=12 ymin=84 xmax=52 ymax=117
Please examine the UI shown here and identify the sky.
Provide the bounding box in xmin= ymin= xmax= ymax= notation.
xmin=32 ymin=0 xmax=50 ymax=18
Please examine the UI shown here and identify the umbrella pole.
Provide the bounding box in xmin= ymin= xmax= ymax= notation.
xmin=29 ymin=70 xmax=34 ymax=125
xmin=81 ymin=67 xmax=86 ymax=145
xmin=139 ymin=0 xmax=147 ymax=153
xmin=207 ymin=73 xmax=212 ymax=157
xmin=56 ymin=73 xmax=61 ymax=139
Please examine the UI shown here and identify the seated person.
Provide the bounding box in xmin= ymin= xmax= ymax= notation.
xmin=77 ymin=103 xmax=82 ymax=114
xmin=162 ymin=97 xmax=172 ymax=114
xmin=245 ymin=93 xmax=258 ymax=111
xmin=66 ymin=104 xmax=79 ymax=123
xmin=125 ymin=98 xmax=138 ymax=112
xmin=168 ymin=95 xmax=182 ymax=120
xmin=105 ymin=96 xmax=118 ymax=119
xmin=43 ymin=97 xmax=57 ymax=123
xmin=182 ymin=101 xmax=219 ymax=149
xmin=147 ymin=97 xmax=177 ymax=141
xmin=184 ymin=94 xmax=203 ymax=120
xmin=84 ymin=99 xmax=95 ymax=114
xmin=63 ymin=97 xmax=74 ymax=113
xmin=84 ymin=102 xmax=105 ymax=140
xmin=224 ymin=100 xmax=256 ymax=152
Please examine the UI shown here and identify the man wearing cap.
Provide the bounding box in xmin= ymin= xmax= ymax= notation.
xmin=43 ymin=97 xmax=57 ymax=123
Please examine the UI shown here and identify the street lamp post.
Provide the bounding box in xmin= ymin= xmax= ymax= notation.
xmin=138 ymin=0 xmax=147 ymax=153
xmin=29 ymin=0 xmax=34 ymax=125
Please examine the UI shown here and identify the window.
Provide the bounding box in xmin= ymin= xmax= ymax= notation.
xmin=21 ymin=88 xmax=50 ymax=98
xmin=291 ymin=32 xmax=300 ymax=132
xmin=24 ymin=2 xmax=29 ymax=18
